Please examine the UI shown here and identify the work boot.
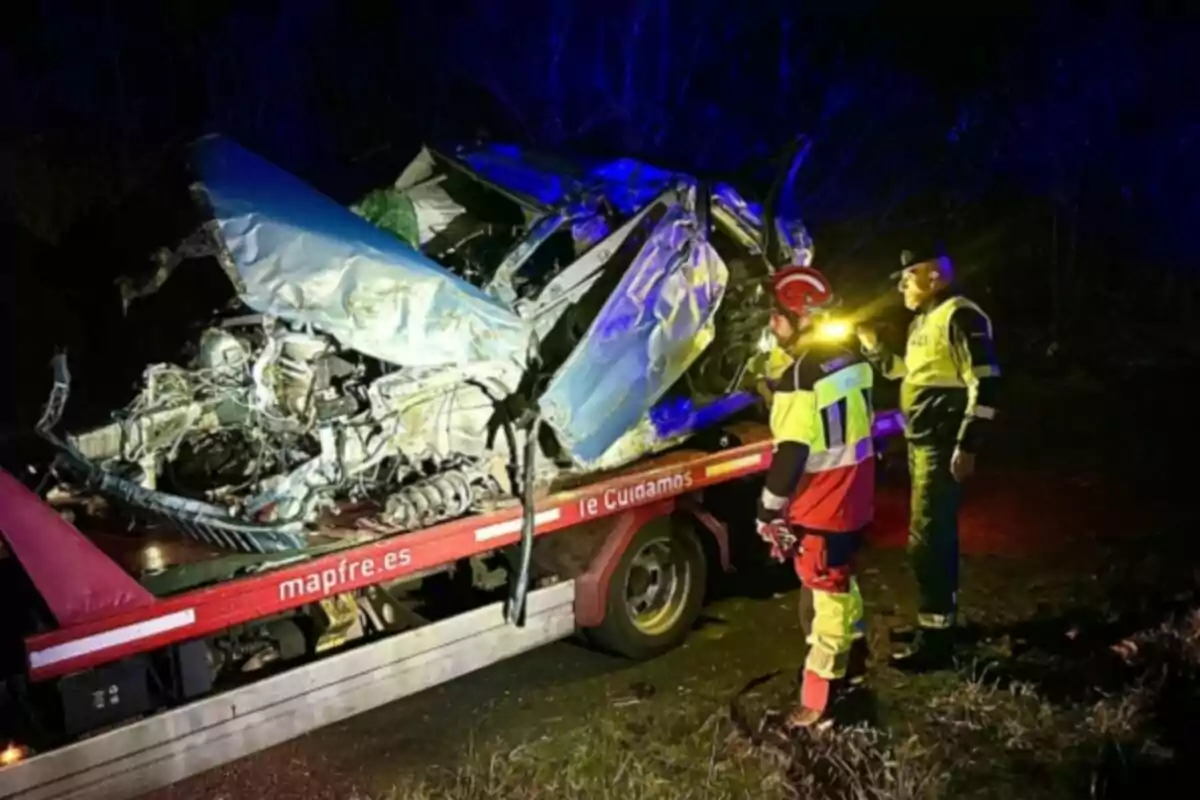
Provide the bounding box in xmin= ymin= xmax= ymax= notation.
xmin=889 ymin=628 xmax=954 ymax=673
xmin=786 ymin=704 xmax=827 ymax=729
xmin=786 ymin=671 xmax=839 ymax=730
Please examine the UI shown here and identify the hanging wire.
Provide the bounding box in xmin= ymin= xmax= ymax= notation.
xmin=505 ymin=413 xmax=541 ymax=627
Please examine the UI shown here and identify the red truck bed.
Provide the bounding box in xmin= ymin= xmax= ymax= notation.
xmin=3 ymin=412 xmax=905 ymax=682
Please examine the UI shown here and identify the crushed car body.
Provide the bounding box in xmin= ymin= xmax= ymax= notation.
xmin=37 ymin=134 xmax=815 ymax=555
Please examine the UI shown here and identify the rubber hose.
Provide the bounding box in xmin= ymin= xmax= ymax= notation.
xmin=505 ymin=415 xmax=540 ymax=626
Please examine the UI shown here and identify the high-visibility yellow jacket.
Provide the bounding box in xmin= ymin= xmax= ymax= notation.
xmin=759 ymin=340 xmax=876 ymax=533
xmin=867 ymin=292 xmax=1000 ymax=450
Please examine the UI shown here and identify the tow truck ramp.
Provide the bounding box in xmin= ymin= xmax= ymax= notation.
xmin=1 ymin=582 xmax=576 ymax=800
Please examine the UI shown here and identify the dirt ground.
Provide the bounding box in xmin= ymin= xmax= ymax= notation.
xmin=147 ymin=450 xmax=1198 ymax=800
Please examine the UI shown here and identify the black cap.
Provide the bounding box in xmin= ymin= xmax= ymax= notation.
xmin=890 ymin=241 xmax=949 ymax=280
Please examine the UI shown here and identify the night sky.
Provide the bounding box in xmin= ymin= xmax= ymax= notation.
xmin=1 ymin=0 xmax=1198 ymax=443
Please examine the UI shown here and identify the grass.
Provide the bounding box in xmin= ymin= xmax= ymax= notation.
xmin=375 ymin=708 xmax=789 ymax=800
xmin=369 ymin=708 xmax=945 ymax=800
xmin=357 ymin=541 xmax=1200 ymax=800
xmin=364 ymin=632 xmax=1192 ymax=800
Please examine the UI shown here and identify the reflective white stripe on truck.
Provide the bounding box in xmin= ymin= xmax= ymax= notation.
xmin=475 ymin=508 xmax=563 ymax=542
xmin=28 ymin=609 xmax=197 ymax=670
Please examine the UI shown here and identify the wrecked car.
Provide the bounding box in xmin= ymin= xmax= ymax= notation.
xmin=36 ymin=134 xmax=814 ymax=555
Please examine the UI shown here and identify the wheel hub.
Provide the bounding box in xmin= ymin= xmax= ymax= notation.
xmin=623 ymin=537 xmax=692 ymax=636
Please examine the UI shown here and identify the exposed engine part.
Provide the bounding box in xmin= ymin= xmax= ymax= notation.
xmin=381 ymin=465 xmax=503 ymax=531
xmin=37 ymin=336 xmax=517 ymax=553
xmin=273 ymin=331 xmax=332 ymax=416
xmin=38 ymin=355 xmax=309 ymax=553
xmin=50 ymin=449 xmax=309 ymax=553
xmin=196 ymin=328 xmax=251 ymax=379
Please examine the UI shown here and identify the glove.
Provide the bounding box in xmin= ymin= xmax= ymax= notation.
xmin=756 ymin=517 xmax=798 ymax=562
xmin=855 ymin=324 xmax=880 ymax=352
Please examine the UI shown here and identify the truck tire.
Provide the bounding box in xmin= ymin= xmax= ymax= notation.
xmin=586 ymin=516 xmax=708 ymax=661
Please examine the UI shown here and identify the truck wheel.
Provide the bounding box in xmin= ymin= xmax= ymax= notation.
xmin=587 ymin=517 xmax=708 ymax=660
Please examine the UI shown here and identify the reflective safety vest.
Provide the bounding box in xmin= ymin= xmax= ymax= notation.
xmin=871 ymin=293 xmax=1001 ymax=447
xmin=769 ymin=344 xmax=876 ymax=532
xmin=765 ymin=344 xmax=793 ymax=382
xmin=903 ymin=295 xmax=993 ymax=390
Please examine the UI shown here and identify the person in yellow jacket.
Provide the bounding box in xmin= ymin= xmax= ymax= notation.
xmin=857 ymin=244 xmax=1001 ymax=671
xmin=755 ymin=266 xmax=876 ymax=728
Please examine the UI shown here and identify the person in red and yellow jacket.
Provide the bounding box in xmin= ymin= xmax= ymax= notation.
xmin=755 ymin=266 xmax=875 ymax=728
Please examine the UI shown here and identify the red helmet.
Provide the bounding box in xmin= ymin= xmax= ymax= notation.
xmin=772 ymin=266 xmax=834 ymax=317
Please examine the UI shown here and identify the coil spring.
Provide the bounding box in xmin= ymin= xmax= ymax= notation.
xmin=382 ymin=467 xmax=493 ymax=531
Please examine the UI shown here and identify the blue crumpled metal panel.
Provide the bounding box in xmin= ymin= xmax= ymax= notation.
xmin=190 ymin=134 xmax=533 ymax=371
xmin=459 ymin=145 xmax=677 ymax=216
xmin=583 ymin=157 xmax=679 ymax=215
xmin=712 ymin=181 xmax=815 ymax=267
xmin=537 ymin=202 xmax=728 ymax=466
xmin=648 ymin=391 xmax=759 ymax=441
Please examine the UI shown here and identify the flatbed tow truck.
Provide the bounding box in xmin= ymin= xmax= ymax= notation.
xmin=0 ymin=411 xmax=903 ymax=800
